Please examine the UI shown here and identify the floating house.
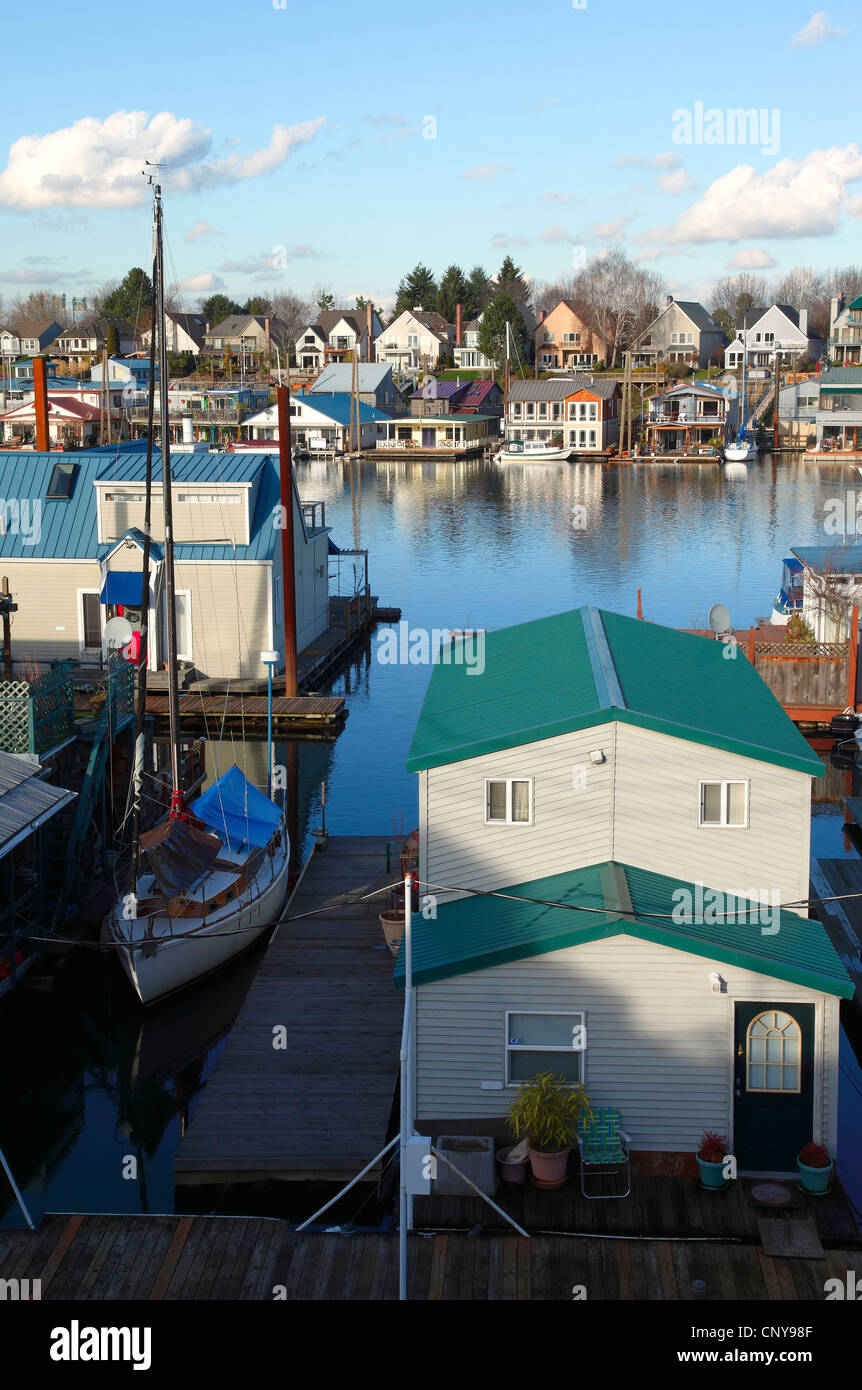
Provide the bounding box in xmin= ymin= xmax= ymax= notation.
xmin=644 ymin=381 xmax=736 ymax=454
xmin=505 ymin=378 xmax=621 ymax=453
xmin=789 ymin=545 xmax=862 ymax=643
xmin=242 ymin=393 xmax=392 ymax=452
xmin=398 ymin=606 xmax=852 ymax=1174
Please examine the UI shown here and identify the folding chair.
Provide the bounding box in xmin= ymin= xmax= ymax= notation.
xmin=576 ymin=1107 xmax=632 ymax=1199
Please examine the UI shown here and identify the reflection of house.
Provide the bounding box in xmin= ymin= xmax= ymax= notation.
xmin=632 ymin=296 xmax=726 ymax=369
xmin=399 ymin=604 xmax=850 ymax=1174
xmin=505 ymin=378 xmax=620 ymax=452
xmin=0 ymin=449 xmax=332 ymax=681
xmin=295 ymin=309 xmax=383 ymax=372
xmin=828 ymin=293 xmax=862 ymax=367
xmin=309 ymin=362 xmax=406 ymax=414
xmin=242 ymin=394 xmax=392 ymax=451
xmin=644 ymin=381 xmax=735 ymax=453
xmin=374 ymin=310 xmax=454 ymax=369
xmin=790 ymin=545 xmax=862 ymax=642
xmin=724 ymin=305 xmax=822 ymax=370
xmin=534 ymin=300 xmax=608 ymax=371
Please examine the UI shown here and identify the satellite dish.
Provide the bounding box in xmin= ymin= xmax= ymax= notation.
xmin=104 ymin=616 xmax=133 ymax=648
xmin=707 ymin=602 xmax=731 ymax=634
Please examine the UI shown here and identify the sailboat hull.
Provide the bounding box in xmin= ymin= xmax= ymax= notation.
xmin=106 ymin=828 xmax=290 ymax=1005
xmin=723 ymin=441 xmax=758 ymax=462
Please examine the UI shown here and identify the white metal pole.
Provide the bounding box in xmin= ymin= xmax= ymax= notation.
xmin=399 ymin=870 xmax=412 ymax=1301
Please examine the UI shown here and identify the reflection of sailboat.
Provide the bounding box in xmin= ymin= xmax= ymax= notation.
xmin=104 ymin=179 xmax=290 ymax=1006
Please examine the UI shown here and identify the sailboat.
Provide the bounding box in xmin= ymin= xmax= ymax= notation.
xmin=724 ymin=317 xmax=758 ymax=463
xmin=496 ymin=320 xmax=573 ymax=464
xmin=103 ymin=177 xmax=290 ymax=1005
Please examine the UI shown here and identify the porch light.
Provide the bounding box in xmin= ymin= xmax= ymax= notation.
xmin=589 ymin=749 xmax=605 ymax=765
xmin=709 ymin=972 xmax=726 ymax=993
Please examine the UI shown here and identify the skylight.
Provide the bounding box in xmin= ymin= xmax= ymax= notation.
xmin=46 ymin=462 xmax=78 ymax=500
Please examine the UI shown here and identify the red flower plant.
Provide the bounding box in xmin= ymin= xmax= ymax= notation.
xmin=798 ymin=1142 xmax=830 ymax=1168
xmin=697 ymin=1130 xmax=728 ymax=1163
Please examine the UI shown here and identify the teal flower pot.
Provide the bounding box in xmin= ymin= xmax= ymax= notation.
xmin=797 ymin=1157 xmax=833 ymax=1195
xmin=696 ymin=1156 xmax=727 ymax=1191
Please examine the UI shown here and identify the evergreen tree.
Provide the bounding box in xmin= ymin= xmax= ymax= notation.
xmin=316 ymin=291 xmax=335 ymax=313
xmin=105 ymin=324 xmax=120 ymax=357
xmin=437 ymin=265 xmax=469 ymax=325
xmin=394 ymin=263 xmax=438 ymax=316
xmin=101 ymin=267 xmax=153 ymax=322
xmin=477 ymin=294 xmax=528 ymax=368
xmin=496 ymin=255 xmax=531 ymax=306
xmin=201 ymin=293 xmax=241 ymax=327
xmin=242 ymin=295 xmax=270 ymax=315
xmin=465 ymin=265 xmax=492 ymax=320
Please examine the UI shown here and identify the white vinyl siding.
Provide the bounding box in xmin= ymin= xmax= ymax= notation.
xmin=413 ymin=934 xmax=839 ymax=1160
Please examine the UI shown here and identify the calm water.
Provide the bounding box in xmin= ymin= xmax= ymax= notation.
xmin=3 ymin=451 xmax=862 ymax=1227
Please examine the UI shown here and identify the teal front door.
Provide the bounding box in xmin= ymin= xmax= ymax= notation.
xmin=733 ymin=1003 xmax=815 ymax=1172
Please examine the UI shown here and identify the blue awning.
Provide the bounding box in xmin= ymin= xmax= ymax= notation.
xmin=190 ymin=764 xmax=282 ymax=851
xmin=100 ymin=571 xmax=144 ymax=606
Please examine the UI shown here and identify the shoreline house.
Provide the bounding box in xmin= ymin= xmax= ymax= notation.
xmin=644 ymin=381 xmax=736 ymax=453
xmin=202 ymin=315 xmax=289 ymax=368
xmin=308 ymin=362 xmax=406 ymax=415
xmin=534 ymin=300 xmax=609 ymax=372
xmin=0 ymin=450 xmax=331 ymax=681
xmin=141 ymin=310 xmax=206 ymax=357
xmin=374 ymin=310 xmax=454 ymax=371
xmin=375 ymin=413 xmax=499 ymax=453
xmin=294 ymin=308 xmax=383 ymax=373
xmin=505 ymin=378 xmax=621 ymax=453
xmin=453 ymin=317 xmax=494 ymax=371
xmin=0 ymin=396 xmax=102 ymax=448
xmin=398 ymin=606 xmax=852 ymax=1175
xmin=724 ymin=305 xmax=822 ymax=371
xmin=828 ymin=293 xmax=862 ymax=367
xmin=409 ymin=378 xmax=503 ymax=418
xmin=631 ymin=297 xmax=726 ymax=370
xmin=10 ymin=321 xmax=64 ymax=357
xmin=55 ymin=320 xmax=137 ymax=369
xmin=242 ymin=393 xmax=392 ymax=452
xmin=811 ymin=366 xmax=862 ymax=453
xmin=127 ymin=384 xmax=270 ymax=447
xmin=789 ymin=545 xmax=862 ymax=643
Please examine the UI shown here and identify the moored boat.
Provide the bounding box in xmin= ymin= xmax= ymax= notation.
xmin=496 ymin=439 xmax=572 ymax=463
xmin=770 ymin=557 xmax=804 ymax=625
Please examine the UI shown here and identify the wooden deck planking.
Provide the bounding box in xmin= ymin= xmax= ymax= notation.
xmin=3 ymin=1214 xmax=860 ymax=1299
xmin=174 ymin=837 xmax=403 ymax=1180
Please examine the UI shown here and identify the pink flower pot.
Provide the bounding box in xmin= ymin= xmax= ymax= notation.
xmin=528 ymin=1147 xmax=571 ymax=1188
xmin=497 ymin=1146 xmax=530 ymax=1185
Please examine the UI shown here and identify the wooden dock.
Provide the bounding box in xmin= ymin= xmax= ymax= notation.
xmin=173 ymin=836 xmax=403 ymax=1184
xmin=145 ymin=690 xmax=347 ymax=736
xmin=2 ymin=1212 xmax=860 ymax=1300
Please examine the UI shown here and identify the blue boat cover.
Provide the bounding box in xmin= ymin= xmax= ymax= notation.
xmin=190 ymin=764 xmax=281 ymax=851
xmin=100 ymin=571 xmax=144 ymax=606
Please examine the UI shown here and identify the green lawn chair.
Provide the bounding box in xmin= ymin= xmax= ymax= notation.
xmin=576 ymin=1107 xmax=632 ymax=1199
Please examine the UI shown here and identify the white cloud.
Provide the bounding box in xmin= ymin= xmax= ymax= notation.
xmin=0 ymin=110 xmax=326 ymax=209
xmin=668 ymin=144 xmax=862 ymax=242
xmin=791 ymin=10 xmax=847 ymax=46
xmin=657 ymin=169 xmax=699 ymax=195
xmin=490 ymin=232 xmax=529 ymax=248
xmin=540 ymin=224 xmax=571 ymax=243
xmin=615 ymin=151 xmax=681 ymax=171
xmin=541 ymin=190 xmax=573 ymax=203
xmin=726 ymin=248 xmax=777 ymax=269
xmin=178 ymin=272 xmax=224 ymax=292
xmin=185 ymin=220 xmax=217 ymax=242
xmin=593 ymin=214 xmax=633 ymax=240
xmin=461 ymin=162 xmax=514 ymax=181
xmin=0 ymin=262 xmax=90 ymax=284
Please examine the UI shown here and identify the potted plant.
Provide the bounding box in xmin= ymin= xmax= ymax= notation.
xmin=506 ymin=1071 xmax=592 ymax=1189
xmin=797 ymin=1141 xmax=833 ymax=1195
xmin=696 ymin=1130 xmax=729 ymax=1190
xmin=496 ymin=1137 xmax=530 ymax=1186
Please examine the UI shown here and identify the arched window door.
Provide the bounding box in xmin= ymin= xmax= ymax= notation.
xmin=745 ymin=1010 xmax=801 ymax=1094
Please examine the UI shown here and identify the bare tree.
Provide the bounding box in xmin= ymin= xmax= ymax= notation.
xmin=9 ymin=290 xmax=66 ymax=328
xmin=710 ymin=274 xmax=766 ymax=337
xmin=266 ymin=290 xmax=313 ymax=364
xmin=572 ymin=249 xmax=666 ymax=368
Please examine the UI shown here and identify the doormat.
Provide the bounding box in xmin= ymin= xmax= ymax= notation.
xmin=742 ymin=1180 xmax=802 ymax=1209
xmin=756 ymin=1214 xmax=824 ymax=1259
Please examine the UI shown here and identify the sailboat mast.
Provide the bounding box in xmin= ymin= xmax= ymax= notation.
xmin=153 ymin=185 xmax=184 ymax=815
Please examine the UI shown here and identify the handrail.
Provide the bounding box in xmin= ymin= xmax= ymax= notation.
xmin=0 ymin=1145 xmax=34 ymax=1229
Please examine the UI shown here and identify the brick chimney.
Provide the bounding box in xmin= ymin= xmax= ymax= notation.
xmin=539 ymin=308 xmax=547 ymax=323
xmin=456 ymin=303 xmax=462 ymax=345
xmin=264 ymin=316 xmax=271 ymax=339
xmin=666 ymin=294 xmax=673 ymax=305
xmin=33 ymin=358 xmax=50 ymax=451
xmin=366 ymin=301 xmax=374 ymax=362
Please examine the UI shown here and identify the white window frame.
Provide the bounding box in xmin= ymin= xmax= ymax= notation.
xmin=504 ymin=1009 xmax=586 ymax=1087
xmin=77 ymin=588 xmax=104 ymax=657
xmin=484 ymin=777 xmax=534 ymax=826
xmin=174 ymin=588 xmax=193 ymax=662
xmin=698 ymin=779 xmax=749 ymax=828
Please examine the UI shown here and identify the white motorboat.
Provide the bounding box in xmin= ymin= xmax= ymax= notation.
xmin=496 ymin=439 xmax=572 ymax=463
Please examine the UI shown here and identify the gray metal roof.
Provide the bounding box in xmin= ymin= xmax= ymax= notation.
xmin=310 ymin=363 xmax=394 ymax=393
xmin=0 ymin=752 xmax=75 ymax=859
xmin=508 ymin=376 xmax=620 ymax=401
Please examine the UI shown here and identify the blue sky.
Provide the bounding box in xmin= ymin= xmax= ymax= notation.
xmin=0 ymin=0 xmax=860 ymax=314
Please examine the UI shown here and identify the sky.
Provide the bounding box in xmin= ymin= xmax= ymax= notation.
xmin=0 ymin=0 xmax=860 ymax=317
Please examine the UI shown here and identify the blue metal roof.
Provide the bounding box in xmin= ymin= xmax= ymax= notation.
xmin=95 ymin=452 xmax=268 ymax=486
xmin=791 ymin=546 xmax=862 ymax=574
xmin=299 ymin=393 xmax=391 ymax=425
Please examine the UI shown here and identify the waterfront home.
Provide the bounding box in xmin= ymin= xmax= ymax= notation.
xmin=294 ymin=308 xmax=384 ymax=372
xmin=534 ymin=299 xmax=608 ymax=371
xmin=399 ymin=605 xmax=851 ymax=1174
xmin=203 ymin=314 xmax=289 ymax=366
xmin=724 ymin=305 xmax=822 ymax=371
xmin=644 ymin=381 xmax=735 ymax=453
xmin=811 ymin=366 xmax=862 ymax=453
xmin=776 ymin=378 xmax=820 ymax=448
xmin=631 ymin=296 xmax=726 ymax=370
xmin=141 ymin=310 xmax=206 ymax=357
xmin=374 ymin=310 xmax=454 ymax=370
xmin=13 ymin=321 xmax=64 ymax=356
xmin=0 ymin=325 xmax=21 ymax=357
xmin=55 ymin=320 xmax=137 ymax=367
xmin=0 ymin=450 xmax=330 ymax=680
xmin=242 ymin=393 xmax=392 ymax=451
xmin=309 ymin=362 xmax=406 ymax=414
xmin=0 ymin=395 xmax=102 ymax=448
xmin=376 ymin=413 xmax=499 ymax=452
xmin=90 ymin=356 xmax=160 ymax=388
xmin=505 ymin=378 xmax=621 ymax=453
xmin=828 ymin=292 xmax=862 ymax=367
xmin=127 ymin=384 xmax=270 ymax=447
xmin=453 ymin=317 xmax=494 ymax=371
xmin=789 ymin=545 xmax=862 ymax=643
xmin=409 ymin=377 xmax=503 ymax=418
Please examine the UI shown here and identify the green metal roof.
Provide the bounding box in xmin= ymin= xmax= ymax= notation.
xmin=393 ymin=860 xmax=854 ymax=998
xmin=405 ymin=606 xmax=823 ymax=777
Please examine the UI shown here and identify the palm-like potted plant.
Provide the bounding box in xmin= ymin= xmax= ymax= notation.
xmin=506 ymin=1071 xmax=592 ymax=1188
xmin=696 ymin=1130 xmax=729 ymax=1191
xmin=797 ymin=1141 xmax=833 ymax=1195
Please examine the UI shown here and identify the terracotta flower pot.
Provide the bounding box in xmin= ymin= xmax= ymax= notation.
xmin=528 ymin=1146 xmax=570 ymax=1188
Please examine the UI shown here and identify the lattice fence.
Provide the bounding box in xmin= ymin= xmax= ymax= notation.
xmin=0 ymin=662 xmax=75 ymax=755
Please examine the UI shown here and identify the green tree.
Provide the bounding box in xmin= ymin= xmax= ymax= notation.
xmin=242 ymin=295 xmax=270 ymax=315
xmin=394 ymin=263 xmax=438 ymax=316
xmin=465 ymin=265 xmax=492 ymax=320
xmin=316 ymin=291 xmax=335 ymax=313
xmin=201 ymin=293 xmax=241 ymax=327
xmin=496 ymin=255 xmax=531 ymax=306
xmin=437 ymin=264 xmax=470 ymax=325
xmin=101 ymin=267 xmax=153 ymax=322
xmin=105 ymin=324 xmax=120 ymax=357
xmin=478 ymin=294 xmax=528 ymax=368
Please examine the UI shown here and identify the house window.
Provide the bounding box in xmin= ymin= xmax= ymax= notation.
xmin=512 ymin=403 xmax=522 ymax=418
xmin=81 ymin=592 xmax=102 ymax=650
xmin=699 ymin=780 xmax=748 ymax=827
xmin=505 ymin=1011 xmax=585 ymax=1084
xmin=525 ymin=403 xmax=535 ymax=418
xmin=538 ymin=403 xmax=548 ymax=418
xmin=746 ymin=1011 xmax=801 ymax=1093
xmin=175 ymin=590 xmax=193 ymax=662
xmin=485 ymin=778 xmax=533 ymax=825
xmin=588 ymin=429 xmax=597 ymax=447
